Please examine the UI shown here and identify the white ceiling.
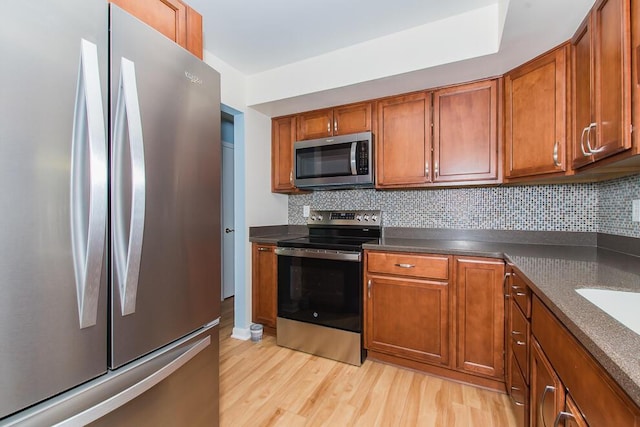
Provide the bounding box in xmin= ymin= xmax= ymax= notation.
xmin=187 ymin=0 xmax=595 ymax=116
xmin=189 ymin=0 xmax=498 ymax=75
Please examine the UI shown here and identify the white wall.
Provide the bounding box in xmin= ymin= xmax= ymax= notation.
xmin=203 ymin=52 xmax=288 ymax=336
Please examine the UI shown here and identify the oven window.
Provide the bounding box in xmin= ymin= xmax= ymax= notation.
xmin=296 ymin=143 xmax=352 ymax=178
xmin=277 ymin=255 xmax=362 ymax=333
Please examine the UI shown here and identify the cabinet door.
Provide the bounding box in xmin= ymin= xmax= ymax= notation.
xmin=530 ymin=339 xmax=565 ymax=427
xmin=572 ymin=18 xmax=594 ymax=168
xmin=333 ymin=102 xmax=372 ymax=136
xmin=573 ymin=0 xmax=632 ymax=167
xmin=376 ymin=92 xmax=431 ymax=187
xmin=455 ymin=258 xmax=505 ymax=379
xmin=555 ymin=395 xmax=589 ymax=427
xmin=365 ymin=275 xmax=449 ymax=366
xmin=108 ymin=0 xmax=202 ymax=58
xmin=433 ymin=80 xmax=499 ymax=183
xmin=252 ymin=244 xmax=277 ymax=329
xmin=296 ymin=108 xmax=333 ymax=140
xmin=271 ymin=116 xmax=297 ymax=193
xmin=505 ymin=45 xmax=568 ymax=178
xmin=591 ymin=0 xmax=632 ymax=159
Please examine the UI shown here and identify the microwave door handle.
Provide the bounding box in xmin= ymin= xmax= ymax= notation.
xmin=350 ymin=142 xmax=357 ymax=175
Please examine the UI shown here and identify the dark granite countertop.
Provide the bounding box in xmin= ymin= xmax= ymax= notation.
xmin=364 ymin=236 xmax=640 ymax=407
xmin=248 ymin=225 xmax=307 ymax=244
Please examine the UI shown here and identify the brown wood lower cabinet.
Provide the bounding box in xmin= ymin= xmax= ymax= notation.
xmin=364 ymin=251 xmax=505 ymax=391
xmin=365 ymin=275 xmax=450 ymax=365
xmin=531 ymin=295 xmax=640 ymax=427
xmin=251 ymin=243 xmax=277 ymax=332
xmin=455 ymin=257 xmax=505 ymax=379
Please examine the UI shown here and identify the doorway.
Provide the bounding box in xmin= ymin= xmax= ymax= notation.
xmin=221 ymin=113 xmax=235 ymax=300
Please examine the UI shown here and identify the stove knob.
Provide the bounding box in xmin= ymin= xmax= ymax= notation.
xmin=356 ymin=214 xmax=363 ymax=221
xmin=363 ymin=214 xmax=369 ymax=221
xmin=311 ymin=215 xmax=316 ymax=221
xmin=317 ymin=214 xmax=323 ymax=221
xmin=371 ymin=214 xmax=378 ymax=222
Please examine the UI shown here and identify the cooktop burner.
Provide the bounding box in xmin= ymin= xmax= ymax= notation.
xmin=278 ymin=210 xmax=382 ymax=251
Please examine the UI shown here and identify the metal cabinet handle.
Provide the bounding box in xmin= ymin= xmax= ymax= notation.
xmin=327 ymin=120 xmax=331 ymax=134
xmin=334 ymin=119 xmax=338 ymax=133
xmin=553 ymin=411 xmax=576 ymax=427
xmin=367 ymin=279 xmax=372 ymax=299
xmin=514 ymin=340 xmax=526 ymax=346
xmin=580 ymin=127 xmax=590 ymax=157
xmin=503 ymin=271 xmax=512 ymax=299
xmin=553 ymin=141 xmax=561 ymax=167
xmin=540 ymin=385 xmax=556 ymax=427
xmin=509 ymin=387 xmax=526 ymax=407
xmin=511 ymin=285 xmax=526 ymax=297
xmin=257 ymin=247 xmax=272 ymax=252
xmin=395 ymin=263 xmax=415 ymax=268
xmin=434 ymin=161 xmax=439 ymax=178
xmin=70 ymin=39 xmax=107 ymax=329
xmin=425 ymin=162 xmax=429 ymax=177
xmin=113 ymin=57 xmax=146 ymax=317
xmin=585 ymin=122 xmax=605 ymax=154
xmin=289 ymin=170 xmax=293 ymax=184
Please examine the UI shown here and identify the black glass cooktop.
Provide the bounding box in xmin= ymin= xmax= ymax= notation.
xmin=277 ymin=235 xmax=380 ymax=252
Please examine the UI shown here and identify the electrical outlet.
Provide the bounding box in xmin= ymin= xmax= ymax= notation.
xmin=633 ymin=200 xmax=640 ymax=222
xmin=303 ymin=205 xmax=310 ymax=218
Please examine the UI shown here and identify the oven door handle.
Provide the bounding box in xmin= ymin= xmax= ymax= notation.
xmin=350 ymin=142 xmax=358 ymax=175
xmin=275 ymin=247 xmax=361 ymax=262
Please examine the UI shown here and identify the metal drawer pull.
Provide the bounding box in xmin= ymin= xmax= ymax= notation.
xmin=553 ymin=141 xmax=561 ymax=167
xmin=514 ymin=340 xmax=526 ymax=346
xmin=540 ymin=385 xmax=555 ymax=427
xmin=511 ymin=330 xmax=523 ymax=336
xmin=395 ymin=263 xmax=415 ymax=268
xmin=368 ymin=279 xmax=372 ymax=299
xmin=257 ymin=247 xmax=271 ymax=252
xmin=515 ymin=292 xmax=527 ymax=297
xmin=509 ymin=387 xmax=525 ymax=407
xmin=553 ymin=411 xmax=576 ymax=427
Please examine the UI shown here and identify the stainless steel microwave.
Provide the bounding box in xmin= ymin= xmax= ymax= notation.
xmin=293 ymin=131 xmax=374 ymax=190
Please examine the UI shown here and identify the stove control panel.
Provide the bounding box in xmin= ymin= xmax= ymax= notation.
xmin=308 ymin=210 xmax=382 ymax=227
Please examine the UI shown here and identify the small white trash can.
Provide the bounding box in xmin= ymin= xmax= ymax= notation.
xmin=250 ymin=323 xmax=263 ymax=342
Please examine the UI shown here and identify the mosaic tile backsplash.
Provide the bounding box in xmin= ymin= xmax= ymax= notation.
xmin=288 ymin=174 xmax=640 ymax=239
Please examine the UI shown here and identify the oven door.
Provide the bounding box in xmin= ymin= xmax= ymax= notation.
xmin=275 ymin=247 xmax=362 ymax=333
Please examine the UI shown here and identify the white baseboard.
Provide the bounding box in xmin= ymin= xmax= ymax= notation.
xmin=231 ymin=327 xmax=251 ymax=341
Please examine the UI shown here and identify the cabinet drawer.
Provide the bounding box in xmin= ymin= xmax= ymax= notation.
xmin=510 ymin=300 xmax=529 ymax=383
xmin=532 ymin=296 xmax=640 ymax=427
xmin=367 ymin=252 xmax=449 ymax=279
xmin=510 ymin=271 xmax=531 ymax=317
xmin=508 ymin=351 xmax=529 ymax=427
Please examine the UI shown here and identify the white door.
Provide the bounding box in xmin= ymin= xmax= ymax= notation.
xmin=222 ymin=142 xmax=235 ymax=299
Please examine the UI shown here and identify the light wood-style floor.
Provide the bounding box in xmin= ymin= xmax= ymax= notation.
xmin=219 ymin=298 xmax=517 ymax=427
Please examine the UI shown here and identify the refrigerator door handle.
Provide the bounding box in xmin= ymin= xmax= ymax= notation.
xmin=112 ymin=57 xmax=146 ymax=316
xmin=52 ymin=334 xmax=211 ymax=427
xmin=70 ymin=39 xmax=107 ymax=329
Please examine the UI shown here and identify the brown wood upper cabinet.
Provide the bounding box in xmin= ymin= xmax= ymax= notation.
xmin=505 ymin=44 xmax=569 ymax=179
xmin=571 ymin=0 xmax=632 ymax=169
xmin=296 ymin=102 xmax=372 ymax=140
xmin=271 ymin=116 xmax=298 ymax=193
xmin=433 ymin=79 xmax=500 ymax=184
xmin=376 ymin=92 xmax=431 ymax=188
xmin=108 ymin=0 xmax=203 ymax=58
xmin=251 ymin=243 xmax=278 ymax=331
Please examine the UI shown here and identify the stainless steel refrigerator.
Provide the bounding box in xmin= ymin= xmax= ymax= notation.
xmin=0 ymin=1 xmax=221 ymax=425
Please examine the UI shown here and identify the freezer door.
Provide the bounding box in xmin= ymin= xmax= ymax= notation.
xmin=0 ymin=0 xmax=108 ymax=419
xmin=109 ymin=6 xmax=221 ymax=368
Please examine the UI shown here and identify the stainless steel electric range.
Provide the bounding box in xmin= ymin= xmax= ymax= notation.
xmin=275 ymin=210 xmax=381 ymax=366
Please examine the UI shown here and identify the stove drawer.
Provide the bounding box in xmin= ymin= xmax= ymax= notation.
xmin=366 ymin=251 xmax=449 ymax=280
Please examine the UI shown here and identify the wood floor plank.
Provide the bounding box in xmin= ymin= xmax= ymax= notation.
xmin=219 ymin=298 xmax=517 ymax=427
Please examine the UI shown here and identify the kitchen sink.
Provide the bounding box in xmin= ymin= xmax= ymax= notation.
xmin=576 ymin=288 xmax=640 ymax=336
